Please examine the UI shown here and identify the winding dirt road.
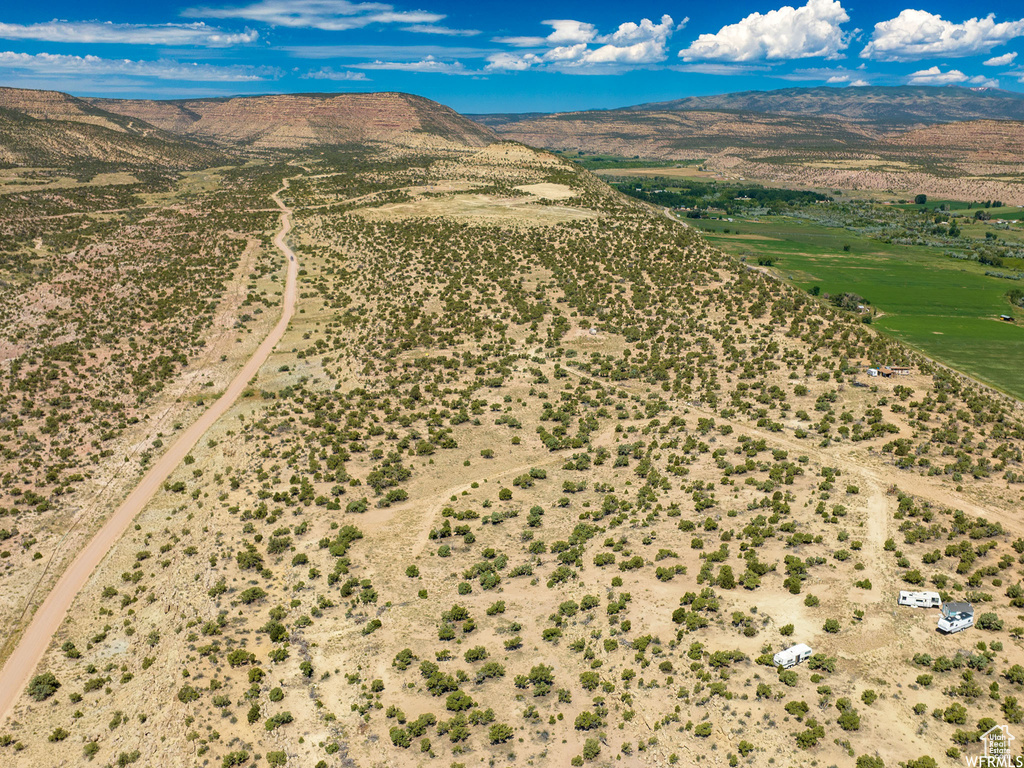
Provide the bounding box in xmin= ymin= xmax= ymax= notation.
xmin=0 ymin=180 xmax=300 ymax=725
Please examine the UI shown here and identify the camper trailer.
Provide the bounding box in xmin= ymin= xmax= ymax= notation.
xmin=898 ymin=591 xmax=941 ymax=608
xmin=938 ymin=602 xmax=974 ymax=634
xmin=773 ymin=643 xmax=813 ymax=669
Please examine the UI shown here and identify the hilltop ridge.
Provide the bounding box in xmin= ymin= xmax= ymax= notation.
xmin=0 ymin=88 xmax=224 ymax=170
xmin=88 ymin=91 xmax=497 ymax=150
xmin=0 ymin=87 xmax=497 ymax=168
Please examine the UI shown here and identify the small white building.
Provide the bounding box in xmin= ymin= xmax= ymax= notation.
xmin=867 ymin=368 xmax=879 ymax=377
xmin=898 ymin=591 xmax=941 ymax=608
xmin=773 ymin=643 xmax=813 ymax=669
xmin=938 ymin=602 xmax=974 ymax=634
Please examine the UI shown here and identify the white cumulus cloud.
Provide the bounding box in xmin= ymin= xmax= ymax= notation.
xmin=0 ymin=20 xmax=258 ymax=46
xmin=968 ymin=74 xmax=999 ymax=87
xmin=483 ymin=51 xmax=542 ymax=70
xmin=984 ymin=51 xmax=1018 ymax=66
xmin=906 ymin=65 xmax=967 ymax=85
xmin=861 ymin=11 xmax=1024 ymax=61
xmin=542 ymin=20 xmax=598 ymax=46
xmin=598 ymin=15 xmax=683 ymax=46
xmin=679 ymin=0 xmax=851 ymax=62
xmin=487 ymin=14 xmax=677 ymax=72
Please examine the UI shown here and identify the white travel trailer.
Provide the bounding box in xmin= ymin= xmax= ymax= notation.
xmin=937 ymin=602 xmax=974 ymax=634
xmin=773 ymin=643 xmax=813 ymax=669
xmin=898 ymin=591 xmax=942 ymax=608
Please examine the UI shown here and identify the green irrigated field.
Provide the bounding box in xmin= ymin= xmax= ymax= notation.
xmin=568 ymin=153 xmax=697 ymax=170
xmin=693 ymin=216 xmax=1024 ymax=400
xmin=887 ymin=200 xmax=1024 ymax=215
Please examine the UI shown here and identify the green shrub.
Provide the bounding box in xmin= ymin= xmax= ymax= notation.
xmin=785 ymin=701 xmax=809 ymax=720
xmin=264 ymin=712 xmax=293 ymax=731
xmin=238 ymin=587 xmax=267 ymax=604
xmin=390 ymin=727 xmax=411 ymax=748
xmin=978 ymin=613 xmax=1003 ymax=631
xmin=795 ymin=718 xmax=825 ymax=748
xmin=838 ymin=710 xmax=861 ymax=731
xmin=489 ymin=723 xmax=514 ymax=744
xmin=27 ymin=672 xmax=61 ymax=701
xmin=574 ymin=711 xmax=602 ymax=730
xmin=177 ymin=685 xmax=200 ymax=704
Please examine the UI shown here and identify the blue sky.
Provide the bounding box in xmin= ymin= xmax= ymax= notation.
xmin=2 ymin=0 xmax=1024 ymax=112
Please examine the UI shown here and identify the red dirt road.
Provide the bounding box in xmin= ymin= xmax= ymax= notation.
xmin=0 ymin=182 xmax=300 ymax=725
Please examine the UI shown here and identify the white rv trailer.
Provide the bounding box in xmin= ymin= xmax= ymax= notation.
xmin=898 ymin=591 xmax=941 ymax=608
xmin=773 ymin=643 xmax=813 ymax=669
xmin=937 ymin=602 xmax=974 ymax=634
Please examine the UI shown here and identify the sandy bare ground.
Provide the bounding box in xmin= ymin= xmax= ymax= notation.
xmin=0 ymin=178 xmax=301 ymax=726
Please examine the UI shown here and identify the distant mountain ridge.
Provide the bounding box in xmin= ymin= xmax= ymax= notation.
xmin=471 ymin=86 xmax=1024 ymax=128
xmin=629 ymin=85 xmax=1024 ymax=125
xmin=468 ymin=84 xmax=1024 ymax=172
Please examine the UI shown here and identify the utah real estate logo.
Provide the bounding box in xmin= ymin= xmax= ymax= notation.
xmin=965 ymin=725 xmax=1022 ymax=767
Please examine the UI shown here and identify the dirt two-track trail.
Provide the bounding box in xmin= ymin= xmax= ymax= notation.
xmin=0 ymin=179 xmax=301 ymax=725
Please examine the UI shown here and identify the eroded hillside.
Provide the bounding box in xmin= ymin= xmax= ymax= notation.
xmin=2 ymin=138 xmax=1023 ymax=768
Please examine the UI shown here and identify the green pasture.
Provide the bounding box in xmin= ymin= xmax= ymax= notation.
xmin=887 ymin=199 xmax=1024 ymax=213
xmin=569 ymin=154 xmax=698 ymax=171
xmin=693 ymin=216 xmax=1024 ymax=400
xmin=984 ymin=209 xmax=1024 ymax=222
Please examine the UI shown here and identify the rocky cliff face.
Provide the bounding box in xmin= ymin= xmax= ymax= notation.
xmin=88 ymin=92 xmax=497 ymax=149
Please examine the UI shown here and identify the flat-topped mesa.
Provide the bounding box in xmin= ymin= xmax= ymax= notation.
xmin=87 ymin=92 xmax=498 ymax=150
